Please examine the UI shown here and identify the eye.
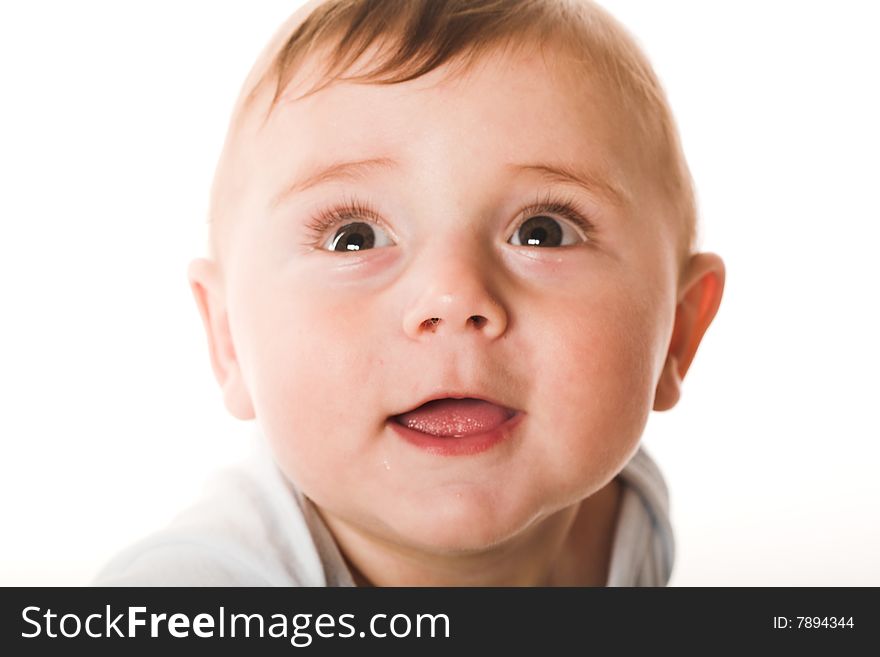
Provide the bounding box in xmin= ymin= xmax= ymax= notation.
xmin=507 ymin=196 xmax=594 ymax=248
xmin=325 ymin=221 xmax=394 ymax=252
xmin=304 ymin=197 xmax=395 ymax=252
xmin=304 ymin=194 xmax=595 ymax=253
xmin=509 ymin=215 xmax=574 ymax=248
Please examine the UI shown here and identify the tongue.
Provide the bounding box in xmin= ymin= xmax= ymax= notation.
xmin=395 ymin=398 xmax=513 ymax=437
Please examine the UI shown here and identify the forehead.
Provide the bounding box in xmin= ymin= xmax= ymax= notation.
xmin=252 ymin=45 xmax=642 ymax=205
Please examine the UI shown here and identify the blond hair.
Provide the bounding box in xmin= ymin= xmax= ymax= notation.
xmin=208 ymin=0 xmax=697 ymax=273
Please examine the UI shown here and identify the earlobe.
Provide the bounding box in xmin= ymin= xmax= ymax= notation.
xmin=653 ymin=252 xmax=726 ymax=412
xmin=653 ymin=355 xmax=681 ymax=412
xmin=221 ymin=367 xmax=256 ymax=420
xmin=187 ymin=258 xmax=255 ymax=420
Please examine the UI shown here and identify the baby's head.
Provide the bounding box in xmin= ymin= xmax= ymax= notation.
xmin=189 ymin=0 xmax=724 ymax=573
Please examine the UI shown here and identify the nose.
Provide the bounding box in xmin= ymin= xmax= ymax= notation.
xmin=401 ymin=258 xmax=509 ymax=341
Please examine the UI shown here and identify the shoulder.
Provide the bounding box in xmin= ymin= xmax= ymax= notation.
xmin=607 ymin=445 xmax=675 ymax=586
xmin=91 ymin=536 xmax=278 ymax=586
xmin=618 ymin=446 xmax=672 ymax=524
xmin=91 ymin=448 xmax=327 ymax=587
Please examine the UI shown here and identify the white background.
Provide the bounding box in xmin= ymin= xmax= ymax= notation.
xmin=1 ymin=1 xmax=877 ymax=586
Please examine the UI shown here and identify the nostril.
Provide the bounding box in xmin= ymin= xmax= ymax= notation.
xmin=419 ymin=316 xmax=487 ymax=331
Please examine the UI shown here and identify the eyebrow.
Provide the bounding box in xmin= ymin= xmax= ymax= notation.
xmin=270 ymin=156 xmax=629 ymax=208
xmin=271 ymin=157 xmax=398 ymax=209
xmin=507 ymin=161 xmax=629 ymax=208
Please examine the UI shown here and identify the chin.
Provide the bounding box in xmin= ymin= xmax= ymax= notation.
xmin=386 ymin=489 xmax=536 ymax=554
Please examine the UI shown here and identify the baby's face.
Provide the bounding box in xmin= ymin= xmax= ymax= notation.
xmin=216 ymin=45 xmax=680 ymax=551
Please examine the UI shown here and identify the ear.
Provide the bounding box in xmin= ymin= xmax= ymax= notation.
xmin=187 ymin=258 xmax=255 ymax=420
xmin=653 ymin=252 xmax=726 ymax=412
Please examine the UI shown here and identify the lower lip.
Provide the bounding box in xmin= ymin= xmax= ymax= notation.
xmin=387 ymin=412 xmax=524 ymax=457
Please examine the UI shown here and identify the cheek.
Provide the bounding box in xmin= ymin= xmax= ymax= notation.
xmin=233 ymin=278 xmax=388 ymax=485
xmin=529 ymin=282 xmax=662 ymax=480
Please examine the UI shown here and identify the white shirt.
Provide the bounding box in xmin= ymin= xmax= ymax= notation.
xmin=92 ymin=432 xmax=674 ymax=586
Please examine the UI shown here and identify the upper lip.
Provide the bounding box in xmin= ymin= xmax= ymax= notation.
xmin=389 ymin=391 xmax=521 ymax=418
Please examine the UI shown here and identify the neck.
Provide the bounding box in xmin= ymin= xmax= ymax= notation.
xmin=318 ymin=477 xmax=622 ymax=587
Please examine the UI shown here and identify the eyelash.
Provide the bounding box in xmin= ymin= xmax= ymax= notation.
xmin=302 ymin=191 xmax=597 ymax=249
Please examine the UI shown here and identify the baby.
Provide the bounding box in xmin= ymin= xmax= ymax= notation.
xmin=94 ymin=0 xmax=724 ymax=587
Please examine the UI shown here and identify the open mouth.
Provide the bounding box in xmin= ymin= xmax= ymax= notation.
xmin=389 ymin=397 xmax=517 ymax=438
